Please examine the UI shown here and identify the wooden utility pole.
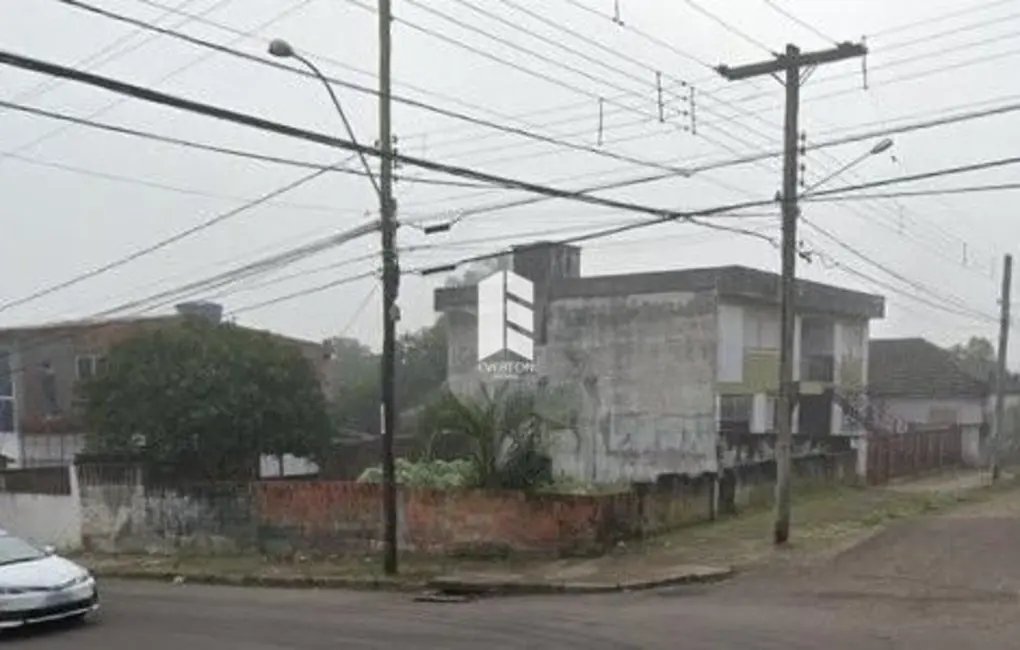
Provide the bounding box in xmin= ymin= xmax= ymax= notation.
xmin=379 ymin=0 xmax=399 ymax=575
xmin=991 ymin=254 xmax=1012 ymax=482
xmin=717 ymin=42 xmax=866 ymax=545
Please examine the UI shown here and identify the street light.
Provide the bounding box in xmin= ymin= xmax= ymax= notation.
xmin=267 ymin=39 xmax=381 ymax=198
xmin=802 ymin=138 xmax=895 ymax=195
xmin=269 ymin=37 xmax=400 ymax=576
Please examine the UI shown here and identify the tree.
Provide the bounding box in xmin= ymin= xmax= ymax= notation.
xmin=950 ymin=336 xmax=997 ymax=379
xmin=328 ymin=324 xmax=448 ymax=439
xmin=950 ymin=336 xmax=995 ymax=364
xmin=420 ymin=382 xmax=576 ymax=490
xmin=82 ymin=320 xmax=332 ymax=479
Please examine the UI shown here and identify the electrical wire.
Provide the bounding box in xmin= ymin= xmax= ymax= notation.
xmin=762 ymin=1 xmax=837 ymax=44
xmin=0 ymin=52 xmax=796 ymax=231
xmin=230 ymin=270 xmax=378 ymax=316
xmin=0 ymin=100 xmax=495 ymax=189
xmin=802 ymin=219 xmax=991 ymax=319
xmin=0 ymin=162 xmax=351 ymax=314
xmin=681 ymin=0 xmax=775 ymax=54
xmin=55 ymin=0 xmax=695 ymax=175
xmin=6 ymin=0 xmax=205 ymax=107
xmin=351 ymin=0 xmax=694 ymax=176
xmin=870 ymin=0 xmax=1016 ymax=38
xmin=559 ymin=0 xmax=714 ymax=71
xmin=4 ymin=0 xmax=311 ymax=165
xmin=805 ymin=155 xmax=1020 ymax=199
xmin=3 ymin=150 xmax=352 ymax=213
xmin=805 ymin=182 xmax=1020 ymax=202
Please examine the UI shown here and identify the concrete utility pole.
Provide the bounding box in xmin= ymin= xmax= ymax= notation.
xmin=992 ymin=254 xmax=1012 ymax=482
xmin=378 ymin=0 xmax=400 ymax=575
xmin=717 ymin=41 xmax=866 ymax=545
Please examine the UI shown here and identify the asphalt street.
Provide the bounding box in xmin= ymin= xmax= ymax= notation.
xmin=10 ymin=500 xmax=1020 ymax=649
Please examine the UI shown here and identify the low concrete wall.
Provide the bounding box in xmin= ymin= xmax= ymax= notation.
xmin=0 ymin=466 xmax=82 ymax=550
xmin=74 ymin=451 xmax=859 ymax=558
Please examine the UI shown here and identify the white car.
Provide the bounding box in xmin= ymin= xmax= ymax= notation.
xmin=0 ymin=529 xmax=98 ymax=629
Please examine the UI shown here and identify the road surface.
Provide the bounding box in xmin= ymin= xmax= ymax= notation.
xmin=11 ymin=496 xmax=1020 ymax=649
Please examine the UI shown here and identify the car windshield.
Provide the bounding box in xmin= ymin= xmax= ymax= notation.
xmin=0 ymin=535 xmax=46 ymax=566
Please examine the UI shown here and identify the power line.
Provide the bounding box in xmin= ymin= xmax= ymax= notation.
xmin=877 ymin=8 xmax=1020 ymax=54
xmin=0 ymin=163 xmax=346 ymax=314
xmin=55 ymin=0 xmax=695 ymax=175
xmin=5 ymin=0 xmax=205 ymax=107
xmin=0 ymin=51 xmax=791 ymax=227
xmin=870 ymin=0 xmax=1017 ymax=38
xmin=337 ymin=284 xmax=379 ymax=336
xmin=443 ymin=0 xmax=684 ymax=103
xmin=805 ymin=182 xmax=1020 ymax=202
xmin=813 ymin=248 xmax=998 ymax=324
xmin=0 ymin=100 xmax=494 ymax=189
xmin=128 ymin=0 xmax=578 ymax=138
xmin=3 ymin=150 xmax=352 ymax=212
xmin=4 ymin=0 xmax=309 ymax=165
xmin=762 ymin=0 xmax=837 ymax=44
xmin=352 ymin=0 xmax=693 ymax=175
xmin=681 ymin=0 xmax=774 ymax=54
xmin=403 ymin=97 xmax=1020 ymax=227
xmin=231 ymin=270 xmax=377 ymax=316
xmin=559 ymin=0 xmax=714 ymax=71
xmin=806 ymin=154 xmax=1020 ymax=199
xmin=802 ymin=219 xmax=991 ymax=319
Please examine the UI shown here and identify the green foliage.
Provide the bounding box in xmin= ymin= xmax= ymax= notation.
xmin=328 ymin=323 xmax=447 ymax=440
xmin=420 ymin=382 xmax=577 ymax=491
xmin=950 ymin=336 xmax=995 ymax=364
xmin=357 ymin=458 xmax=476 ymax=489
xmin=82 ymin=320 xmax=332 ymax=478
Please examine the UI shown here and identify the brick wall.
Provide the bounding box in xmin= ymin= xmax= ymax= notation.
xmin=75 ymin=452 xmax=857 ymax=557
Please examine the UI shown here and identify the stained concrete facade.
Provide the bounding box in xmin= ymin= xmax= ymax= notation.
xmin=433 ymin=244 xmax=885 ymax=483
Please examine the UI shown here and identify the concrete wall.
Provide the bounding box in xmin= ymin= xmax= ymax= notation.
xmin=0 ymin=466 xmax=81 ymax=550
xmin=79 ymin=479 xmax=255 ymax=554
xmin=542 ymin=291 xmax=718 ymax=483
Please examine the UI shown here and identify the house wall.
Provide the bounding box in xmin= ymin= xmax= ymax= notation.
xmin=872 ymin=396 xmax=984 ymax=426
xmin=542 ymin=290 xmax=719 ymax=483
xmin=871 ymin=396 xmax=985 ymax=466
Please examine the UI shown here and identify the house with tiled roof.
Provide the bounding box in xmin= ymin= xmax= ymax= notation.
xmin=867 ymin=337 xmax=1020 ymax=465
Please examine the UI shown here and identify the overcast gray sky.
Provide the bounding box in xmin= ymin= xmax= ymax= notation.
xmin=2 ymin=0 xmax=1018 ymax=360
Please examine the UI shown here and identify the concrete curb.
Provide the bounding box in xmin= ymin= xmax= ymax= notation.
xmin=426 ymin=566 xmax=736 ymax=597
xmin=90 ymin=569 xmax=426 ymax=593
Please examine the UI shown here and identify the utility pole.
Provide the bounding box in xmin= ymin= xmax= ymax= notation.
xmin=991 ymin=254 xmax=1012 ymax=482
xmin=717 ymin=42 xmax=866 ymax=545
xmin=378 ymin=0 xmax=399 ymax=575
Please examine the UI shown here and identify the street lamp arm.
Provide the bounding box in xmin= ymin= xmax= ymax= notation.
xmin=292 ymin=52 xmax=382 ymax=199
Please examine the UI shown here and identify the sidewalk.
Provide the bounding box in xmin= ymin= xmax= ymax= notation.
xmin=427 ymin=468 xmax=1016 ymax=595
xmin=81 ymin=469 xmax=1016 ymax=595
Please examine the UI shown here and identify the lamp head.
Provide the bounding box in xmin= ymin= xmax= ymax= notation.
xmin=268 ymin=39 xmax=295 ymax=58
xmin=870 ymin=138 xmax=894 ymax=155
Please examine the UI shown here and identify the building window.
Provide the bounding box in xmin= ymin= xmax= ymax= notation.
xmin=75 ymin=355 xmax=105 ymax=381
xmin=764 ymin=395 xmax=778 ymax=432
xmin=41 ymin=361 xmax=59 ymax=417
xmin=720 ymin=394 xmax=753 ymax=434
xmin=0 ymin=350 xmax=13 ymax=433
xmin=743 ymin=309 xmax=780 ymax=350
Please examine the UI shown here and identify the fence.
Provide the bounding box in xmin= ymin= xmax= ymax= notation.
xmin=866 ymin=426 xmax=962 ymax=486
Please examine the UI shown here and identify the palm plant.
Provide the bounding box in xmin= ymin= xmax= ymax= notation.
xmin=421 ymin=381 xmax=576 ymax=490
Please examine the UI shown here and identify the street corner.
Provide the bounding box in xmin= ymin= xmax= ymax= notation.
xmin=426 ymin=564 xmax=736 ymax=597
